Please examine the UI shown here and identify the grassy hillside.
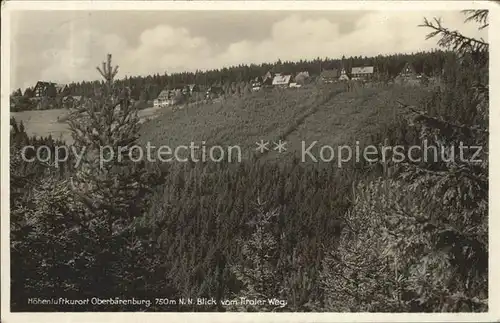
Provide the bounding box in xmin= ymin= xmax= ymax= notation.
xmin=11 ymin=106 xmax=165 ymax=145
xmin=139 ymin=83 xmax=431 ymax=163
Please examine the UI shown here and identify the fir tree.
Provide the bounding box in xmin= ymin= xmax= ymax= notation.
xmin=66 ymin=53 xmax=164 ymax=305
xmin=230 ymin=196 xmax=287 ymax=312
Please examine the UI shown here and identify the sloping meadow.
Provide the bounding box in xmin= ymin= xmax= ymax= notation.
xmin=139 ymin=84 xmax=431 ymax=166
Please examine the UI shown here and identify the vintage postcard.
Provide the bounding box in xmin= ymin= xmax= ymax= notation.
xmin=1 ymin=1 xmax=498 ymax=322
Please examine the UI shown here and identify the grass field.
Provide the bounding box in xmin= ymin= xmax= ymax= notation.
xmin=11 ymin=106 xmax=164 ymax=144
xmin=11 ymin=109 xmax=74 ymax=143
xmin=139 ymin=83 xmax=432 ymax=162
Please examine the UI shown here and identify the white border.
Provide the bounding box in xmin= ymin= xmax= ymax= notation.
xmin=1 ymin=1 xmax=499 ymax=322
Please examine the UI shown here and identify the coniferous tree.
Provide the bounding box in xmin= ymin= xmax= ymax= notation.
xmin=320 ymin=10 xmax=488 ymax=312
xmin=230 ymin=197 xmax=288 ymax=312
xmin=66 ymin=53 xmax=165 ymax=305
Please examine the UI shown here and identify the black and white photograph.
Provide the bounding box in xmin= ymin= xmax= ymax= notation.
xmin=1 ymin=1 xmax=495 ymax=320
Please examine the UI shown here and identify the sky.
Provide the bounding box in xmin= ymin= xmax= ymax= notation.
xmin=10 ymin=10 xmax=488 ymax=91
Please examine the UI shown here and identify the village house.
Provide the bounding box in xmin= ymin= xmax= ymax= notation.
xmin=396 ymin=62 xmax=421 ymax=86
xmin=178 ymin=84 xmax=199 ymax=96
xmin=33 ymin=81 xmax=68 ymax=98
xmin=55 ymin=84 xmax=69 ymax=95
xmin=181 ymin=86 xmax=190 ymax=96
xmin=206 ymin=86 xmax=225 ymax=100
xmin=399 ymin=62 xmax=418 ymax=78
xmin=188 ymin=84 xmax=199 ymax=95
xmin=350 ymin=66 xmax=375 ymax=80
xmin=162 ymin=86 xmax=185 ymax=103
xmin=262 ymin=71 xmax=274 ymax=87
xmin=272 ymin=73 xmax=292 ymax=88
xmin=338 ymin=68 xmax=350 ymax=81
xmin=251 ymin=76 xmax=263 ymax=92
xmin=319 ymin=69 xmax=339 ymax=83
xmin=154 ymin=89 xmax=172 ymax=108
xmin=33 ymin=81 xmax=52 ymax=97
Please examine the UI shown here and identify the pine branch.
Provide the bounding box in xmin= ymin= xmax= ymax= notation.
xmin=404 ymin=163 xmax=488 ymax=185
xmin=396 ymin=101 xmax=488 ymax=135
xmin=419 ymin=17 xmax=488 ymax=54
xmin=96 ymin=54 xmax=119 ymax=86
xmin=462 ymin=10 xmax=489 ymax=30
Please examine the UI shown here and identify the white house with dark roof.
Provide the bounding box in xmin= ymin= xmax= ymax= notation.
xmin=272 ymin=74 xmax=292 ymax=88
xmin=154 ymin=89 xmax=172 ymax=108
xmin=351 ymin=66 xmax=375 ymax=80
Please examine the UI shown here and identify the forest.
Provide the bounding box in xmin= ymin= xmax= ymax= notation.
xmin=9 ymin=11 xmax=489 ymax=312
